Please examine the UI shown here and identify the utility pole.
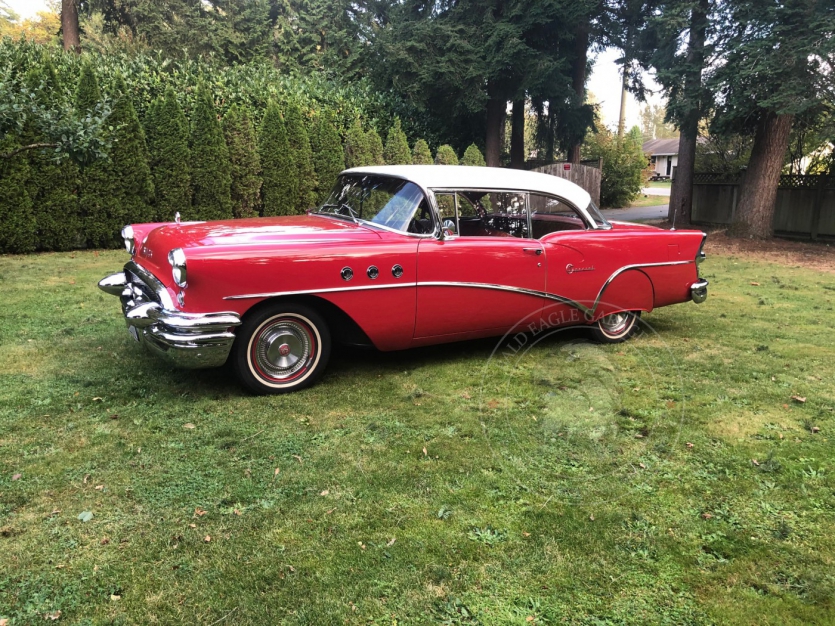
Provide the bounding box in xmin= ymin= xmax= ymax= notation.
xmin=617 ymin=69 xmax=628 ymax=139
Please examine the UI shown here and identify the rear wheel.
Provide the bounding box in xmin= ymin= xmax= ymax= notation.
xmin=591 ymin=311 xmax=640 ymax=344
xmin=233 ymin=303 xmax=331 ymax=394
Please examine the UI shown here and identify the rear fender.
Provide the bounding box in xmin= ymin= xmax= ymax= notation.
xmin=593 ymin=269 xmax=654 ymax=319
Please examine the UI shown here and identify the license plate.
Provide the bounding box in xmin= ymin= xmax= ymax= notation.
xmin=128 ymin=326 xmax=140 ymax=342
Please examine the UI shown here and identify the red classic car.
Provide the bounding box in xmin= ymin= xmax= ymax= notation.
xmin=99 ymin=165 xmax=708 ymax=394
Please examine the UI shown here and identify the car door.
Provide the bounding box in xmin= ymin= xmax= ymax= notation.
xmin=414 ymin=190 xmax=546 ymax=339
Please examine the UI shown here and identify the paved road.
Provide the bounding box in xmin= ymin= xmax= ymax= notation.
xmin=602 ymin=204 xmax=668 ymax=222
xmin=642 ymin=186 xmax=671 ymax=196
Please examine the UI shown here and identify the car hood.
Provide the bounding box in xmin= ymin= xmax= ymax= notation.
xmin=134 ymin=214 xmax=381 ymax=280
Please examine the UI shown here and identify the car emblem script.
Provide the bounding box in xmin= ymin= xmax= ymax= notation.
xmin=566 ymin=264 xmax=595 ymax=274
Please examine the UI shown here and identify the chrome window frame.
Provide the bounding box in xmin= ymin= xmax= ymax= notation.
xmin=428 ymin=188 xmax=534 ymax=239
xmin=527 ymin=190 xmax=594 ymax=237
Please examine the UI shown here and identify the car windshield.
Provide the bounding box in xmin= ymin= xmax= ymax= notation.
xmin=585 ymin=200 xmax=611 ymax=229
xmin=316 ymin=175 xmax=434 ymax=235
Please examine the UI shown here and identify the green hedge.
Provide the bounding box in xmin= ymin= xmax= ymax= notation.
xmin=0 ymin=40 xmax=476 ymax=253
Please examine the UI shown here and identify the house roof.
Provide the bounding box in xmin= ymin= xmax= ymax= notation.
xmin=342 ymin=165 xmax=592 ymax=211
xmin=642 ymin=138 xmax=681 ymax=156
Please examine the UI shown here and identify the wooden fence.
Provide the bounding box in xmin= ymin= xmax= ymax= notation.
xmin=533 ymin=160 xmax=602 ymax=207
xmin=686 ymin=173 xmax=835 ymax=240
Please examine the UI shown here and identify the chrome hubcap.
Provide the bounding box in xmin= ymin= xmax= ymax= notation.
xmin=599 ymin=312 xmax=631 ymax=335
xmin=256 ymin=320 xmax=311 ymax=379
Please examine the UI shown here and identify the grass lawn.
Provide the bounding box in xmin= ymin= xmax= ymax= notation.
xmin=646 ymin=181 xmax=672 ymax=189
xmin=2 ymin=243 xmax=834 ymax=624
xmin=628 ymin=195 xmax=669 ymax=209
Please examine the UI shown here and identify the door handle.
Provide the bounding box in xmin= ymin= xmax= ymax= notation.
xmin=523 ymin=248 xmax=543 ymax=256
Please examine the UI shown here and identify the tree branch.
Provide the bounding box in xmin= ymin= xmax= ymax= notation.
xmin=0 ymin=143 xmax=59 ymax=159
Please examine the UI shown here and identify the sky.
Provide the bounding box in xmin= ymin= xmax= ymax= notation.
xmin=9 ymin=0 xmax=663 ymax=130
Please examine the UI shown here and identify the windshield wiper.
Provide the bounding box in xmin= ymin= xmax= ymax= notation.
xmin=317 ymin=203 xmax=359 ymax=223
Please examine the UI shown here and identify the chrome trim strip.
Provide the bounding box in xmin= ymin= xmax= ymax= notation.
xmin=223 ymin=260 xmax=694 ymax=318
xmin=591 ymin=261 xmax=693 ymax=313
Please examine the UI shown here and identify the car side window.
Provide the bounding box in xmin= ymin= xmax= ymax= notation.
xmin=529 ymin=193 xmax=587 ymax=238
xmin=438 ymin=190 xmax=530 ymax=239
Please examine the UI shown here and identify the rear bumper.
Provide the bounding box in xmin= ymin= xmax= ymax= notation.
xmin=690 ymin=279 xmax=709 ymax=304
xmin=98 ymin=264 xmax=241 ymax=369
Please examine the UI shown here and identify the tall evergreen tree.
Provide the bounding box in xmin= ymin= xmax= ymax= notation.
xmin=223 ymin=104 xmax=262 ymax=218
xmin=461 ymin=143 xmax=486 ymax=166
xmin=0 ymin=137 xmax=36 ymax=253
xmin=366 ymin=127 xmax=384 ymax=165
xmin=75 ymin=61 xmax=100 ymax=112
xmin=25 ymin=58 xmax=81 ymax=251
xmin=145 ymin=87 xmax=191 ymax=222
xmin=285 ymin=102 xmax=317 ymax=213
xmin=412 ymin=139 xmax=433 ymax=164
xmin=384 ymin=117 xmax=412 ymax=165
xmin=82 ymin=75 xmax=154 ymax=248
xmin=344 ymin=119 xmax=370 ymax=168
xmin=435 ymin=144 xmax=459 ymax=165
xmin=259 ymin=101 xmax=296 ymax=216
xmin=190 ymin=85 xmax=232 ymax=221
xmin=310 ymin=113 xmax=345 ymax=204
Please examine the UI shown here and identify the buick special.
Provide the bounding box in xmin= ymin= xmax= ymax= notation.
xmin=99 ymin=165 xmax=708 ymax=394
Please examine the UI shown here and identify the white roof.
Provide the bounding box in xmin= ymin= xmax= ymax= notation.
xmin=343 ymin=165 xmax=592 ymax=210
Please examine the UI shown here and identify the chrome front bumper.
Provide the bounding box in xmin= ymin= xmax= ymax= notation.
xmin=690 ymin=279 xmax=709 ymax=304
xmin=98 ymin=263 xmax=241 ymax=369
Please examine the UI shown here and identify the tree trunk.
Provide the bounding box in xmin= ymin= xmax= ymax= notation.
xmin=510 ymin=99 xmax=525 ymax=169
xmin=667 ymin=0 xmax=709 ymax=226
xmin=62 ymin=0 xmax=81 ymax=52
xmin=568 ymin=23 xmax=589 ymax=164
xmin=617 ymin=70 xmax=628 ymax=139
xmin=734 ymin=112 xmax=794 ymax=239
xmin=485 ymin=83 xmax=504 ymax=167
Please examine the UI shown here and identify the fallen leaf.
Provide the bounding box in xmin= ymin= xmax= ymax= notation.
xmin=204 ymin=535 xmax=211 ymax=543
xmin=461 ymin=392 xmax=471 ymax=399
xmin=791 ymin=395 xmax=806 ymax=403
xmin=110 ymin=594 xmax=120 ymax=601
xmin=92 ymin=397 xmax=103 ymax=402
xmin=638 ymin=463 xmax=646 ymax=469
xmin=320 ymin=490 xmax=329 ymax=496
xmin=750 ymin=282 xmax=760 ymax=286
xmin=109 ymin=414 xmax=118 ymax=420
xmin=95 ymin=485 xmax=103 ymax=491
xmin=0 ymin=618 xmax=8 ymax=625
xmin=526 ymin=618 xmax=535 ymax=623
xmin=589 ymin=514 xmax=595 ymax=521
xmin=666 ymin=401 xmax=675 ymax=409
xmin=782 ymin=403 xmax=789 ymax=409
xmin=12 ymin=473 xmax=21 ymax=481
xmin=751 ymin=459 xmax=760 ymax=466
xmin=183 ymin=423 xmax=196 ymax=429
xmin=422 ymin=447 xmax=428 ymax=456
xmin=83 ymin=474 xmax=89 ymax=484
xmin=288 ymin=565 xmax=296 ymax=573
xmin=326 ymin=508 xmax=336 ymax=515
xmin=701 ymin=512 xmax=713 ymax=520
xmin=189 ymin=523 xmax=196 ymax=528
xmin=194 ymin=507 xmax=207 ymax=517
xmin=233 ymin=509 xmax=242 ymax=516
xmin=273 ymin=467 xmax=280 ymax=478
xmin=686 ymin=442 xmax=694 ymax=449
xmin=45 ymin=610 xmax=61 ymax=620
xmin=387 ymin=537 xmax=396 ymax=547
xmin=100 ymin=537 xmax=110 ymax=545
xmin=522 ymin=532 xmax=531 ymax=537
xmin=292 ymin=454 xmax=303 ymax=464
xmin=634 ymin=433 xmax=644 ymax=439
xmin=811 ymin=426 xmax=821 ymax=433
xmin=77 ymin=511 xmax=93 ymax=523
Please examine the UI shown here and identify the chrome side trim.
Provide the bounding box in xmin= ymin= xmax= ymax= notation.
xmin=591 ymin=261 xmax=693 ymax=313
xmin=417 ymin=281 xmax=591 ymax=315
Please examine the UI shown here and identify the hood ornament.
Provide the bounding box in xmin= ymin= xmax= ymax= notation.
xmin=175 ymin=211 xmax=181 ymax=225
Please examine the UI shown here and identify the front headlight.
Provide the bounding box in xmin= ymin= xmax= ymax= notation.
xmin=121 ymin=225 xmax=135 ymax=255
xmin=168 ymin=247 xmax=187 ymax=288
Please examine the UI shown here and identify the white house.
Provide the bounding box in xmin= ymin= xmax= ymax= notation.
xmin=642 ymin=138 xmax=679 ymax=179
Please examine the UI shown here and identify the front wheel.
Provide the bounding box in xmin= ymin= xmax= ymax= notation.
xmin=590 ymin=311 xmax=640 ymax=344
xmin=232 ymin=303 xmax=331 ymax=394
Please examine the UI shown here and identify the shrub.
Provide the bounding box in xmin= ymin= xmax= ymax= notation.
xmin=412 ymin=139 xmax=433 ymax=164
xmin=0 ymin=137 xmax=36 ymax=253
xmin=190 ymin=85 xmax=233 ymax=221
xmin=435 ymin=144 xmax=458 ymax=165
xmin=344 ymin=118 xmax=370 ymax=168
xmin=311 ymin=113 xmax=345 ymax=203
xmin=223 ymin=105 xmax=261 ymax=218
xmin=82 ymin=75 xmax=154 ymax=248
xmin=75 ymin=60 xmax=100 ymax=112
xmin=146 ymin=87 xmax=191 ymax=222
xmin=461 ymin=143 xmax=486 ymax=166
xmin=259 ymin=101 xmax=296 ymax=216
xmin=384 ymin=118 xmax=412 ymax=165
xmin=366 ymin=127 xmax=384 ymax=165
xmin=585 ymin=128 xmax=646 ymax=208
xmin=285 ymin=102 xmax=317 ymax=213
